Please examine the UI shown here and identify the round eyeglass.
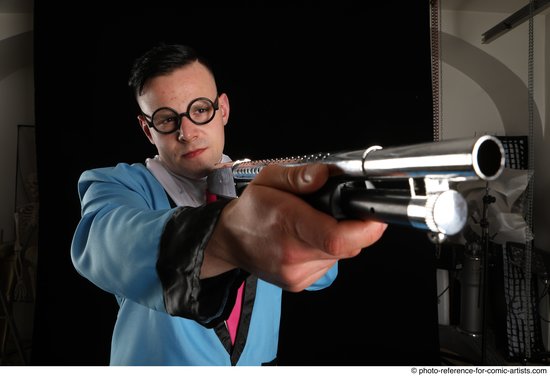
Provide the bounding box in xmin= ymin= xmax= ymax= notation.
xmin=142 ymin=96 xmax=219 ymax=134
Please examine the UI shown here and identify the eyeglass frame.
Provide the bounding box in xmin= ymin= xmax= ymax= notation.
xmin=141 ymin=95 xmax=220 ymax=134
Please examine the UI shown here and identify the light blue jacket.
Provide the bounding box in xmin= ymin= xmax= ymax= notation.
xmin=71 ymin=162 xmax=337 ymax=365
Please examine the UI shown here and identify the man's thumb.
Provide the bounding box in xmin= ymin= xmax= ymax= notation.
xmin=253 ymin=163 xmax=329 ymax=194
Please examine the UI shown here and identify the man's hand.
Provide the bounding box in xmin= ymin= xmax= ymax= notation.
xmin=203 ymin=163 xmax=387 ymax=291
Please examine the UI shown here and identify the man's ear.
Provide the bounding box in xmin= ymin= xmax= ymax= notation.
xmin=138 ymin=115 xmax=155 ymax=144
xmin=218 ymin=93 xmax=230 ymax=126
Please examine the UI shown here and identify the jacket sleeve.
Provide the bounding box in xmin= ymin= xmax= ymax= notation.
xmin=71 ymin=163 xmax=245 ymax=326
xmin=156 ymin=201 xmax=248 ymax=327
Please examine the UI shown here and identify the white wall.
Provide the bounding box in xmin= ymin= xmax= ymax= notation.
xmin=439 ymin=9 xmax=549 ymax=252
xmin=0 ymin=13 xmax=34 ymax=245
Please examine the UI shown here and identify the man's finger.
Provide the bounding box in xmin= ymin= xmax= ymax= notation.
xmin=293 ymin=212 xmax=388 ymax=259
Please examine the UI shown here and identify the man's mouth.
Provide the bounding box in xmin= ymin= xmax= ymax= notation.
xmin=183 ymin=148 xmax=206 ymax=159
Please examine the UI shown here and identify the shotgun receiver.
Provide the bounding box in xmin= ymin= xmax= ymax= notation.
xmin=209 ymin=136 xmax=505 ymax=243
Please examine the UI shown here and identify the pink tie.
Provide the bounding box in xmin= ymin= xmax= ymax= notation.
xmin=206 ymin=189 xmax=243 ymax=345
xmin=227 ymin=284 xmax=244 ymax=344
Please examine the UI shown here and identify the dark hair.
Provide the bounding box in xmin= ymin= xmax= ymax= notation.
xmin=128 ymin=43 xmax=216 ymax=97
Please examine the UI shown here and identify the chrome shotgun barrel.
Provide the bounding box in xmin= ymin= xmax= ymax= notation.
xmin=231 ymin=135 xmax=505 ymax=183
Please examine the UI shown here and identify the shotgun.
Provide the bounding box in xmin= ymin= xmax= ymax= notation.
xmin=208 ymin=136 xmax=505 ymax=243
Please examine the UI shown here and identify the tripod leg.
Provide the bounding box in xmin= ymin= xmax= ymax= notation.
xmin=0 ymin=291 xmax=27 ymax=365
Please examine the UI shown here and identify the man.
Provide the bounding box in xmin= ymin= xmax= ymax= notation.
xmin=71 ymin=43 xmax=386 ymax=365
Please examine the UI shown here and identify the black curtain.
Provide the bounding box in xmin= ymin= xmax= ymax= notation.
xmin=33 ymin=2 xmax=439 ymax=365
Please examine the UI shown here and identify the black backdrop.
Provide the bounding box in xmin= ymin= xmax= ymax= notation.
xmin=33 ymin=2 xmax=440 ymax=365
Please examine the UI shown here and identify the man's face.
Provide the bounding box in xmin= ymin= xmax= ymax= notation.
xmin=137 ymin=62 xmax=229 ymax=179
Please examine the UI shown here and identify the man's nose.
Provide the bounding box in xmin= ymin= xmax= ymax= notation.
xmin=177 ymin=116 xmax=199 ymax=142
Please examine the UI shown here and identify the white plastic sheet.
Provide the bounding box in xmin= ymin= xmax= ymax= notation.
xmin=454 ymin=168 xmax=533 ymax=245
